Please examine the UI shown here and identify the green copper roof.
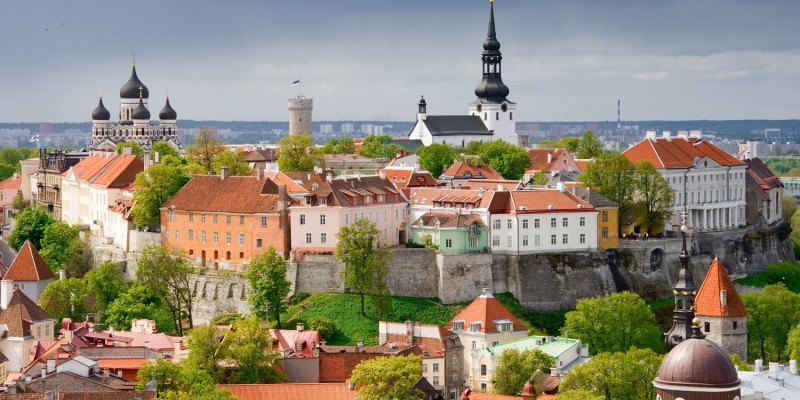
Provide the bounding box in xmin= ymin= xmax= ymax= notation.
xmin=487 ymin=335 xmax=581 ymax=358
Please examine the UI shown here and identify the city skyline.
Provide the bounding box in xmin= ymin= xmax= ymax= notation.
xmin=2 ymin=0 xmax=800 ymax=123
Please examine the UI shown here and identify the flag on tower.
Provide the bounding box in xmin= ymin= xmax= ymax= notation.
xmin=292 ymin=80 xmax=301 ymax=85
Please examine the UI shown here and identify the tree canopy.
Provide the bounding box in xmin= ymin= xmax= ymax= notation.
xmin=491 ymin=348 xmax=555 ymax=395
xmin=350 ymin=354 xmax=424 ymax=400
xmin=39 ymin=221 xmax=80 ymax=272
xmin=137 ymin=358 xmax=237 ymax=400
xmin=278 ymin=133 xmax=324 ymax=172
xmin=560 ymin=347 xmax=662 ymax=400
xmin=358 ymin=135 xmax=400 ymax=159
xmin=743 ymin=283 xmax=800 ymax=362
xmin=336 ymin=218 xmax=393 ymax=317
xmin=132 ymin=161 xmax=189 ymax=228
xmin=212 ymin=149 xmax=253 ymax=177
xmin=477 ymin=140 xmax=531 ymax=180
xmin=633 ymin=161 xmax=675 ymax=234
xmin=9 ymin=205 xmax=56 ymax=251
xmin=104 ymin=283 xmax=175 ymax=334
xmin=417 ymin=143 xmax=458 ymax=177
xmin=575 ymin=131 xmax=604 ymax=159
xmin=38 ymin=277 xmax=87 ymax=322
xmin=244 ymin=246 xmax=291 ymax=327
xmin=783 ymin=194 xmax=797 ymax=221
xmin=136 ymin=244 xmax=194 ymax=335
xmin=115 ymin=140 xmax=144 ymax=157
xmin=322 ymin=137 xmax=356 ymax=155
xmin=186 ymin=127 xmax=226 ymax=174
xmin=84 ymin=261 xmax=128 ymax=312
xmin=223 ymin=316 xmax=287 ymax=384
xmin=563 ymin=291 xmax=663 ymax=355
xmin=578 ymin=154 xmax=637 ymax=234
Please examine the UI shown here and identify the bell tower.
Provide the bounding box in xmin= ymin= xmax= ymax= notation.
xmin=665 ymin=211 xmax=697 ymax=350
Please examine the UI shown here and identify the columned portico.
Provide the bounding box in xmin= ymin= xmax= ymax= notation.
xmin=683 ymin=204 xmax=743 ymax=232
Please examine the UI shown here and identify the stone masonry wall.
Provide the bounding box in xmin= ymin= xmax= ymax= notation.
xmin=189 ymin=273 xmax=250 ymax=326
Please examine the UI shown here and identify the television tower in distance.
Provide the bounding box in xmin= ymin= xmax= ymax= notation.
xmin=617 ymin=99 xmax=622 ymax=132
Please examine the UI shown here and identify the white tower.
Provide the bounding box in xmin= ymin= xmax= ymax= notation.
xmin=288 ymin=96 xmax=313 ymax=135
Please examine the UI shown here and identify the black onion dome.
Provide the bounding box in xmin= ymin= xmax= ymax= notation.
xmin=120 ymin=66 xmax=149 ymax=99
xmin=92 ymin=97 xmax=111 ymax=120
xmin=159 ymin=97 xmax=177 ymax=120
xmin=132 ymin=98 xmax=151 ymax=120
xmin=474 ymin=1 xmax=510 ymax=102
xmin=418 ymin=96 xmax=426 ymax=106
xmin=483 ymin=2 xmax=501 ymax=52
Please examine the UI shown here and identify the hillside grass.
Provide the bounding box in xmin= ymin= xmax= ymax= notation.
xmin=733 ymin=261 xmax=800 ymax=292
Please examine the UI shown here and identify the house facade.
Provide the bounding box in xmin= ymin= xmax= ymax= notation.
xmin=744 ymin=157 xmax=783 ymax=226
xmin=409 ymin=212 xmax=488 ymax=254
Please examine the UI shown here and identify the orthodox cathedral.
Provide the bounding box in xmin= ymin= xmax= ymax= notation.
xmin=89 ymin=56 xmax=181 ymax=152
xmin=408 ymin=0 xmax=522 ymax=147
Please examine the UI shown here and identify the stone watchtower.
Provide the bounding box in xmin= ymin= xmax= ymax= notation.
xmin=665 ymin=222 xmax=697 ymax=350
xmin=694 ymin=257 xmax=748 ymax=361
xmin=288 ymin=96 xmax=313 ymax=135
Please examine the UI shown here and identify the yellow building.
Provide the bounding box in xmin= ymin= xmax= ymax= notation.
xmin=570 ymin=186 xmax=619 ymax=250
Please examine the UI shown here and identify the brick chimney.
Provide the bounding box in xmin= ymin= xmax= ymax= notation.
xmin=220 ymin=167 xmax=229 ymax=180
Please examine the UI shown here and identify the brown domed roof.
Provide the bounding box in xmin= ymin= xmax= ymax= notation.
xmin=655 ymin=333 xmax=740 ymax=389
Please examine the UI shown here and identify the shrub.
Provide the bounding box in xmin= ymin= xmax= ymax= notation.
xmin=308 ymin=316 xmax=337 ymax=340
xmin=290 ymin=291 xmax=311 ymax=305
xmin=405 ymin=241 xmax=425 ymax=248
xmin=211 ymin=313 xmax=243 ymax=325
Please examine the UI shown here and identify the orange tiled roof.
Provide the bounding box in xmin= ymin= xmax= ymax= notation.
xmin=92 ymin=155 xmax=143 ymax=188
xmin=694 ymin=258 xmax=748 ymax=318
xmin=0 ymin=288 xmax=53 ymax=337
xmin=162 ymin=175 xmax=282 ymax=214
xmin=5 ymin=241 xmax=55 ymax=281
xmin=98 ymin=358 xmax=149 ymax=370
xmin=383 ymin=168 xmax=439 ymax=189
xmin=623 ymin=137 xmax=745 ymax=169
xmin=460 ymin=179 xmax=520 ymax=191
xmin=0 ymin=174 xmax=22 ymax=191
xmin=526 ymin=148 xmax=567 ymax=171
xmin=403 ymin=187 xmax=506 ymax=212
xmin=574 ymin=159 xmax=591 ymax=171
xmin=262 ymin=170 xmax=309 ymax=194
xmin=219 ymin=383 xmax=358 ymax=400
xmin=441 ymin=161 xmax=504 ymax=180
xmin=466 ymin=392 xmax=559 ymax=400
xmin=506 ymin=189 xmax=594 ymax=214
xmin=447 ymin=292 xmax=526 ymax=334
xmin=269 ymin=328 xmax=323 ymax=358
xmin=63 ymin=154 xmax=117 ymax=180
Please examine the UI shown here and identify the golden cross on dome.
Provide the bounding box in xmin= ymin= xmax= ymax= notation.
xmin=131 ymin=50 xmax=137 ymax=67
xmin=139 ymin=86 xmax=143 ymax=99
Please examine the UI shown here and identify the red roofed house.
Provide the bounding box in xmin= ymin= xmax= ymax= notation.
xmin=2 ymin=241 xmax=55 ymax=304
xmin=219 ymin=383 xmax=357 ymax=400
xmin=623 ymin=130 xmax=747 ymax=235
xmin=446 ymin=289 xmax=528 ymax=392
xmin=0 ymin=287 xmax=56 ymax=374
xmin=269 ymin=324 xmax=322 ymax=383
xmin=379 ymin=320 xmax=464 ymax=398
xmin=161 ymin=169 xmax=295 ymax=268
xmin=0 ymin=173 xmax=23 ymax=236
xmin=382 ymin=166 xmax=440 ymax=190
xmin=694 ymin=257 xmax=748 ymax=361
xmin=522 ymin=148 xmax=580 ymax=183
xmin=439 ymin=160 xmax=504 ymax=189
xmin=744 ymin=157 xmax=784 ymax=226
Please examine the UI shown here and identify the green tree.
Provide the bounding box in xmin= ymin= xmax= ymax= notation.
xmin=0 ymin=164 xmax=15 ymax=181
xmin=792 ymin=210 xmax=800 ymax=246
xmin=39 ymin=221 xmax=80 ymax=272
xmin=477 ymin=140 xmax=532 ymax=180
xmin=350 ymin=354 xmax=424 ymax=400
xmin=137 ymin=359 xmax=237 ymax=400
xmin=359 ymin=135 xmax=399 ymax=159
xmin=212 ymin=149 xmax=253 ymax=176
xmin=104 ymin=283 xmax=175 ymax=334
xmin=152 ymin=141 xmax=181 ymax=160
xmin=538 ymin=137 xmax=580 ymax=153
xmin=132 ymin=162 xmax=189 ymax=228
xmin=560 ymin=347 xmax=662 ymax=400
xmin=11 ymin=191 xmax=27 ymax=211
xmin=223 ymin=316 xmax=287 ymax=384
xmin=307 ymin=316 xmax=337 ymax=340
xmin=742 ymin=283 xmax=800 ymax=362
xmin=576 ymin=131 xmax=603 ymax=158
xmin=136 ymin=244 xmax=194 ymax=335
xmin=729 ymin=353 xmax=753 ymax=371
xmin=84 ymin=262 xmax=128 ymax=312
xmin=578 ymin=154 xmax=636 ymax=235
xmin=783 ymin=194 xmax=797 ymax=221
xmin=464 ymin=140 xmax=485 ymax=155
xmin=554 ymin=389 xmax=605 ymax=400
xmin=491 ymin=348 xmax=555 ymax=395
xmin=0 ymin=148 xmax=24 ymax=169
xmin=8 ymin=206 xmax=56 ymax=250
xmin=38 ymin=277 xmax=87 ymax=322
xmin=418 ymin=143 xmax=458 ymax=177
xmin=115 ymin=140 xmax=144 ymax=157
xmin=243 ymin=246 xmax=291 ymax=327
xmin=185 ymin=325 xmax=224 ymax=382
xmin=277 ymin=133 xmax=324 ymax=172
xmin=322 ymin=137 xmax=356 ymax=155
xmin=336 ymin=218 xmax=393 ymax=317
xmin=563 ymin=291 xmax=663 ymax=355
xmin=62 ymin=238 xmax=94 ymax=278
xmin=633 ymin=161 xmax=675 ymax=234
xmin=187 ymin=127 xmax=226 ymax=173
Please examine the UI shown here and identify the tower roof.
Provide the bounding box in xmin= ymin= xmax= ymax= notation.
xmin=131 ymin=98 xmax=151 ymax=121
xmin=120 ymin=65 xmax=149 ymax=99
xmin=0 ymin=288 xmax=53 ymax=337
xmin=5 ymin=240 xmax=55 ymax=281
xmin=474 ymin=0 xmax=510 ymax=103
xmin=447 ymin=289 xmax=526 ymax=333
xmin=91 ymin=97 xmax=110 ymax=121
xmin=695 ymin=258 xmax=747 ymax=318
xmin=159 ymin=97 xmax=177 ymax=120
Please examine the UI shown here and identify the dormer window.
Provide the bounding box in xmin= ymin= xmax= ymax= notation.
xmin=320 ymin=196 xmax=327 ymax=205
xmin=464 ymin=171 xmax=472 ymax=178
xmin=378 ymin=194 xmax=385 ymax=203
xmin=312 ymin=183 xmax=319 ymax=191
xmin=451 ymin=321 xmax=464 ymax=331
xmin=365 ymin=196 xmax=372 ymax=204
xmin=295 ymin=342 xmax=303 ymax=351
xmin=469 ymin=322 xmax=482 ymax=332
xmin=469 ymin=224 xmax=478 ymax=236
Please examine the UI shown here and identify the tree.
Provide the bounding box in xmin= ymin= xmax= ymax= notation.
xmin=537 ymin=137 xmax=580 ymax=153
xmin=307 ymin=316 xmax=337 ymax=340
xmin=322 ymin=137 xmax=356 ymax=155
xmin=418 ymin=143 xmax=458 ymax=177
xmin=212 ymin=149 xmax=253 ymax=176
xmin=491 ymin=348 xmax=555 ymax=395
xmin=560 ymin=347 xmax=662 ymax=400
xmin=38 ymin=278 xmax=87 ymax=322
xmin=742 ymin=283 xmax=800 ymax=362
xmin=115 ymin=140 xmax=144 ymax=157
xmin=563 ymin=291 xmax=663 ymax=355
xmin=464 ymin=140 xmax=484 ymax=155
xmin=277 ymin=133 xmax=324 ymax=172
xmin=576 ymin=131 xmax=603 ymax=159
xmin=350 ymin=354 xmax=424 ymax=400
xmin=136 ymin=244 xmax=194 ymax=335
xmin=104 ymin=283 xmax=175 ymax=334
xmin=578 ymin=154 xmax=637 ymax=235
xmin=61 ymin=238 xmax=94 ymax=278
xmin=244 ymin=246 xmax=291 ymax=327
xmin=10 ymin=191 xmax=27 ymax=211
xmin=84 ymin=262 xmax=127 ymax=312
xmin=152 ymin=141 xmax=181 ymax=160
xmin=137 ymin=359 xmax=237 ymax=400
xmin=8 ymin=206 xmax=56 ymax=250
xmin=633 ymin=161 xmax=675 ymax=234
xmin=359 ymin=135 xmax=400 ymax=159
xmin=39 ymin=221 xmax=80 ymax=272
xmin=477 ymin=140 xmax=532 ymax=180
xmin=132 ymin=162 xmax=189 ymax=228
xmin=0 ymin=164 xmax=15 ymax=182
xmin=187 ymin=127 xmax=226 ymax=173
xmin=554 ymin=389 xmax=605 ymax=400
xmin=0 ymin=148 xmax=24 ymax=169
xmin=223 ymin=316 xmax=287 ymax=384
xmin=336 ymin=218 xmax=393 ymax=317
xmin=185 ymin=325 xmax=224 ymax=382
xmin=783 ymin=194 xmax=797 ymax=221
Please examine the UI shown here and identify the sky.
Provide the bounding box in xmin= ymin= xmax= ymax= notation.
xmin=2 ymin=0 xmax=800 ymax=123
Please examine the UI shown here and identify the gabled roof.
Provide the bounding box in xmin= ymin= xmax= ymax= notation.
xmin=270 ymin=328 xmax=323 ymax=358
xmin=5 ymin=241 xmax=55 ymax=281
xmin=219 ymin=383 xmax=357 ymax=400
xmin=695 ymin=258 xmax=748 ymax=318
xmin=0 ymin=174 xmax=22 ymax=191
xmin=447 ymin=290 xmax=526 ymax=334
xmin=504 ymin=189 xmax=595 ymax=214
xmin=161 ymin=175 xmax=282 ymax=214
xmin=745 ymin=158 xmax=783 ymax=190
xmin=441 ymin=161 xmax=504 ymax=180
xmin=746 ymin=170 xmax=771 ymax=201
xmin=460 ymin=179 xmax=521 ymax=191
xmin=623 ymin=137 xmax=745 ymax=169
xmin=302 ymin=176 xmax=406 ymax=208
xmin=526 ymin=148 xmax=574 ymax=172
xmin=569 ymin=186 xmax=619 ymax=209
xmin=63 ymin=154 xmax=118 ymax=180
xmin=262 ymin=170 xmax=309 ymax=194
xmin=403 ymin=187 xmax=505 ymax=211
xmin=382 ymin=168 xmax=439 ymax=189
xmin=92 ymin=155 xmax=143 ymax=189
xmin=243 ymin=148 xmax=278 ymax=162
xmin=413 ymin=212 xmax=485 ymax=229
xmin=0 ymin=288 xmax=54 ymax=337
xmin=422 ymin=115 xmax=493 ymax=136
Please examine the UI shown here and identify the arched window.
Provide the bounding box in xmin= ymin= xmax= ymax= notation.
xmin=496 ymin=112 xmax=499 ymax=120
xmin=704 ymin=322 xmax=710 ymax=332
xmin=510 ymin=112 xmax=513 ymax=120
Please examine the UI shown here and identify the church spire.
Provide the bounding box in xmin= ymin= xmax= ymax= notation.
xmin=665 ymin=211 xmax=698 ymax=350
xmin=474 ymin=0 xmax=510 ymax=103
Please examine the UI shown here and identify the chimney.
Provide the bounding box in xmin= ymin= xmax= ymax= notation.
xmin=109 ymin=326 xmax=113 ymax=336
xmin=720 ymin=290 xmax=728 ymax=310
xmin=557 ymin=182 xmax=566 ymax=193
xmin=481 ymin=288 xmax=493 ymax=297
xmin=257 ymin=167 xmax=264 ymax=180
xmin=769 ymin=362 xmax=779 ymax=379
xmin=122 ymin=146 xmax=132 ymax=155
xmin=65 ymin=329 xmax=73 ymax=342
xmin=406 ymin=320 xmax=414 ymax=345
xmin=47 ymin=359 xmax=56 ymax=373
xmin=118 ymin=370 xmax=123 ymax=378
xmin=326 ymin=173 xmax=333 ymax=183
xmin=297 ymin=322 xmax=305 ymax=332
xmin=220 ymin=167 xmax=229 ymax=180
xmin=790 ymin=360 xmax=797 ymax=375
xmin=103 ymin=369 xmax=110 ymax=380
xmin=357 ymin=339 xmax=363 ymax=347
xmin=645 ymin=130 xmax=657 ymax=141
xmin=41 ymin=367 xmax=46 ymax=379
xmin=1 ymin=280 xmax=14 ymax=310
xmin=173 ymin=339 xmax=182 ymax=363
xmin=379 ymin=169 xmax=386 ymax=179
xmin=497 ymin=183 xmax=503 ymax=191
xmin=547 ymin=152 xmax=552 ymax=164
xmin=755 ymin=359 xmax=763 ymax=372
xmin=59 ymin=269 xmax=66 ymax=280
xmin=663 ymin=131 xmax=672 ymax=141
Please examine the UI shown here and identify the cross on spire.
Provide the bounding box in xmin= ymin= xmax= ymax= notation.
xmin=131 ymin=50 xmax=137 ymax=67
xmin=139 ymin=86 xmax=144 ymax=99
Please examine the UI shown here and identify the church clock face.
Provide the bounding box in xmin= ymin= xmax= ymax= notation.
xmin=476 ymin=104 xmax=482 ymax=112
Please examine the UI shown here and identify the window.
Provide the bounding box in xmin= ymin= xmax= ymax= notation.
xmin=300 ymin=214 xmax=306 ymax=225
xmin=320 ymin=215 xmax=326 ymax=225
xmin=562 ymin=217 xmax=568 ymax=227
xmin=507 ymin=236 xmax=512 ymax=247
xmin=579 ymin=217 xmax=585 ymax=227
xmin=507 ymin=219 xmax=512 ymax=229
xmin=320 ymin=196 xmax=327 ymax=205
xmin=550 ymin=218 xmax=557 ymax=228
xmin=213 ymin=214 xmax=218 ymax=224
xmin=493 ymin=220 xmax=500 ymax=229
xmin=469 ymin=237 xmax=478 ymax=247
xmin=704 ymin=322 xmax=710 ymax=333
xmin=201 ymin=231 xmax=206 ymax=243
xmin=201 ymin=213 xmax=206 ymax=223
xmin=481 ymin=383 xmax=487 ymax=391
xmin=492 ymin=341 xmax=499 ymax=347
xmin=213 ymin=232 xmax=219 ymax=244
xmin=451 ymin=356 xmax=458 ymax=365
xmin=522 ymin=219 xmax=529 ymax=229
xmin=535 ymin=235 xmax=540 ymax=246
xmin=433 ymin=363 xmax=439 ymax=372
xmin=175 ymin=230 xmax=179 ymax=240
xmin=239 ymin=232 xmax=244 ymax=245
xmin=534 ymin=218 xmax=540 ymax=228
xmin=346 ymin=214 xmax=349 ymax=225
xmin=733 ymin=321 xmax=738 ymax=330
xmin=226 ymin=232 xmax=231 ymax=244
xmin=492 ymin=236 xmax=500 ymax=246
xmin=433 ymin=377 xmax=439 ymax=387
xmin=469 ymin=322 xmax=481 ymax=332
xmin=226 ymin=215 xmax=231 ymax=224
xmin=261 ymin=216 xmax=267 ymax=226
xmin=445 ymin=239 xmax=452 ymax=248
xmin=451 ymin=321 xmax=464 ymax=331
xmin=480 ymin=364 xmax=487 ymax=376
xmin=580 ymin=234 xmax=586 ymax=244
xmin=256 ymin=239 xmax=262 ymax=247
xmin=321 ymin=233 xmax=327 ymax=244
xmin=602 ymin=227 xmax=609 ymax=239
xmin=522 ymin=235 xmax=528 ymax=246
xmin=240 ymin=216 xmax=245 ymax=224
xmin=189 ymin=230 xmax=194 ymax=240
xmin=306 ymin=233 xmax=312 ymax=243
xmin=563 ymin=234 xmax=569 ymax=244
xmin=189 ymin=212 xmax=194 ymax=222
xmin=551 ymin=234 xmax=557 ymax=245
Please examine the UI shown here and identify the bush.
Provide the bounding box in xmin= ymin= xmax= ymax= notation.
xmin=290 ymin=291 xmax=311 ymax=305
xmin=211 ymin=313 xmax=243 ymax=325
xmin=308 ymin=316 xmax=337 ymax=340
xmin=405 ymin=241 xmax=425 ymax=248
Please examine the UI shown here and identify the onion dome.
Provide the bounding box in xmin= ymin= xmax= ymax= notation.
xmin=131 ymin=98 xmax=150 ymax=121
xmin=91 ymin=97 xmax=110 ymax=120
xmin=120 ymin=65 xmax=149 ymax=99
xmin=159 ymin=97 xmax=177 ymax=120
xmin=474 ymin=0 xmax=510 ymax=103
xmin=655 ymin=319 xmax=740 ymax=392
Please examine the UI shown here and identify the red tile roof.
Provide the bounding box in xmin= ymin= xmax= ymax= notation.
xmin=623 ymin=137 xmax=745 ymax=169
xmin=403 ymin=187 xmax=505 ymax=211
xmin=63 ymin=154 xmax=117 ymax=180
xmin=383 ymin=168 xmax=439 ymax=189
xmin=447 ymin=291 xmax=526 ymax=334
xmin=98 ymin=358 xmax=149 ymax=370
xmin=162 ymin=175 xmax=282 ymax=214
xmin=262 ymin=171 xmax=309 ymax=194
xmin=5 ymin=241 xmax=55 ymax=281
xmin=526 ymin=148 xmax=573 ymax=172
xmin=506 ymin=189 xmax=595 ymax=214
xmin=0 ymin=288 xmax=54 ymax=337
xmin=441 ymin=161 xmax=504 ymax=180
xmin=694 ymin=258 xmax=748 ymax=318
xmin=270 ymin=328 xmax=322 ymax=358
xmin=0 ymin=174 xmax=22 ymax=191
xmin=219 ymin=383 xmax=357 ymax=400
xmin=413 ymin=212 xmax=486 ymax=229
xmin=92 ymin=155 xmax=143 ymax=189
